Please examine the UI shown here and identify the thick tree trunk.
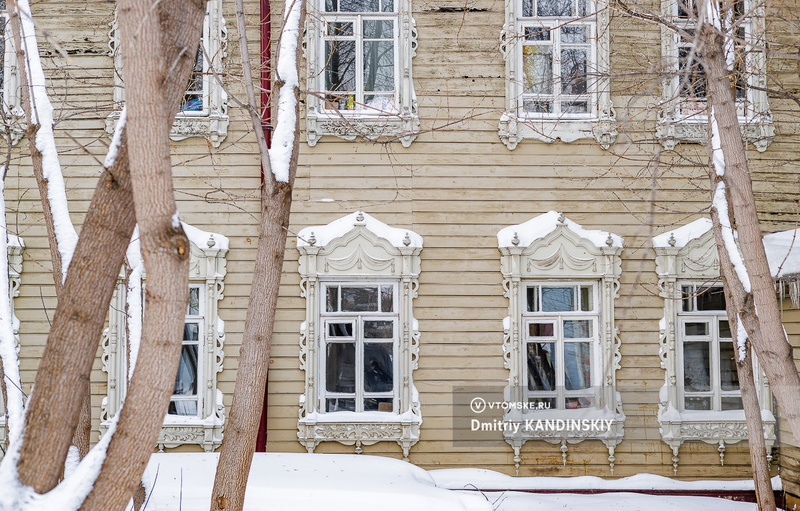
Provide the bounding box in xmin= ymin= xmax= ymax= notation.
xmin=210 ymin=1 xmax=303 ymax=508
xmin=702 ymin=24 xmax=800 ymax=444
xmin=79 ymin=0 xmax=204 ymax=508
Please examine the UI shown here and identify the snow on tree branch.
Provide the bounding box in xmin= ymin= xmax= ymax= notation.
xmin=268 ymin=0 xmax=302 ymax=183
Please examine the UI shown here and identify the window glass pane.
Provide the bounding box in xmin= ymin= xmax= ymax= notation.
xmin=363 ymin=19 xmax=393 ymax=38
xmin=562 ymin=101 xmax=588 ymax=113
xmin=341 ymin=286 xmax=379 ymax=311
xmin=721 ymin=397 xmax=743 ymax=410
xmin=180 ymin=45 xmax=204 ymax=112
xmin=325 ymin=39 xmax=357 ymax=104
xmin=684 ymin=322 xmax=708 ymax=336
xmin=326 ymin=398 xmax=356 ymax=411
xmin=683 ymin=341 xmax=710 ymax=392
xmin=339 ymin=0 xmax=379 ymax=11
xmin=681 ymin=285 xmax=694 ymax=311
xmin=326 ymin=342 xmax=355 ymax=393
xmin=529 ymin=322 xmax=554 ymax=337
xmin=188 ymin=287 xmax=200 ymax=315
xmin=527 ymin=342 xmax=556 ymax=391
xmin=523 ymin=100 xmax=552 ymax=113
xmin=561 ymin=25 xmax=588 ymax=43
xmin=563 ymin=319 xmax=591 ymax=338
xmin=580 ymin=286 xmax=592 ymax=311
xmin=327 ymin=321 xmax=354 ymax=337
xmin=696 ymin=286 xmax=726 ymax=311
xmin=537 ymin=0 xmax=573 ymax=16
xmin=719 ymin=319 xmax=732 ymax=338
xmin=364 ymin=342 xmax=393 ymax=392
xmin=326 ymin=285 xmax=339 ymax=312
xmin=566 ymin=397 xmax=593 ymax=409
xmin=679 ymin=46 xmax=706 ymax=99
xmin=522 ymin=0 xmax=534 ymax=16
xmin=364 ymin=397 xmax=393 ymax=411
xmin=719 ymin=341 xmax=740 ymax=391
xmin=363 ymin=40 xmax=394 ymax=92
xmin=328 ymin=21 xmax=354 ymax=36
xmin=684 ymin=396 xmax=711 ymax=410
xmin=380 ymin=0 xmax=395 ymax=12
xmin=173 ymin=345 xmax=198 ymax=396
xmin=526 ymin=286 xmax=539 ymax=312
xmin=560 ymin=48 xmax=587 ymax=94
xmin=325 ymin=0 xmax=338 ymax=11
xmin=364 ymin=94 xmax=396 ymax=112
xmin=364 ymin=320 xmax=393 ymax=338
xmin=564 ymin=342 xmax=591 ymax=390
xmin=184 ymin=322 xmax=200 ymax=342
xmin=524 ymin=27 xmax=551 ymax=41
xmin=541 ymin=286 xmax=574 ymax=312
xmin=168 ymin=400 xmax=198 ymax=416
xmin=523 ymin=46 xmax=553 ymax=95
xmin=380 ymin=285 xmax=393 ymax=312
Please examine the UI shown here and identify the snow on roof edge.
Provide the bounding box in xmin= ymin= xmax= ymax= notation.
xmin=182 ymin=222 xmax=230 ymax=252
xmin=652 ymin=218 xmax=713 ymax=249
xmin=297 ymin=211 xmax=423 ymax=249
xmin=497 ymin=211 xmax=623 ymax=249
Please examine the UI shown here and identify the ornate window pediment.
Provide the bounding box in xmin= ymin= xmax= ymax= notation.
xmin=1 ymin=1 xmax=25 ymax=145
xmin=498 ymin=0 xmax=616 ymax=149
xmin=498 ymin=212 xmax=625 ymax=473
xmin=100 ymin=224 xmax=228 ymax=452
xmin=106 ymin=0 xmax=229 ymax=147
xmin=297 ymin=211 xmax=422 ymax=459
xmin=652 ymin=218 xmax=775 ymax=474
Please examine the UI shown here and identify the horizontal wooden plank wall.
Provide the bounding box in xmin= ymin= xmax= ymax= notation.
xmin=2 ymin=0 xmax=799 ymax=485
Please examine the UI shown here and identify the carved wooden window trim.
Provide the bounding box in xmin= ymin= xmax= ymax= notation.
xmin=0 ymin=236 xmax=23 ymax=454
xmin=1 ymin=2 xmax=25 ymax=145
xmin=106 ymin=0 xmax=229 ymax=147
xmin=100 ymin=226 xmax=228 ymax=452
xmin=498 ymin=212 xmax=624 ymax=473
xmin=304 ymin=0 xmax=419 ymax=147
xmin=498 ymin=0 xmax=616 ymax=149
xmin=297 ymin=212 xmax=422 ymax=459
xmin=652 ymin=219 xmax=775 ymax=474
xmin=657 ymin=0 xmax=773 ymax=151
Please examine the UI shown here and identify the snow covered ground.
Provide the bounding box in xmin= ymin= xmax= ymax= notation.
xmin=141 ymin=453 xmax=779 ymax=511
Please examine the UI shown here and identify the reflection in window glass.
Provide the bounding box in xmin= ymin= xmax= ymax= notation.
xmin=364 ymin=342 xmax=393 ymax=392
xmin=527 ymin=342 xmax=556 ymax=391
xmin=683 ymin=341 xmax=710 ymax=392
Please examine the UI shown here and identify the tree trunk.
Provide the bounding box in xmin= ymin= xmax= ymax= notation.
xmin=79 ymin=0 xmax=204 ymax=508
xmin=701 ymin=23 xmax=800 ymax=445
xmin=210 ymin=1 xmax=303 ymax=508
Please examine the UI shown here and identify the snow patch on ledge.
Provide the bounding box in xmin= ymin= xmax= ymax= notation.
xmin=182 ymin=222 xmax=229 ymax=252
xmin=652 ymin=218 xmax=713 ymax=248
xmin=301 ymin=409 xmax=421 ymax=424
xmin=763 ymin=228 xmax=800 ymax=279
xmin=297 ymin=211 xmax=423 ymax=249
xmin=497 ymin=211 xmax=622 ymax=249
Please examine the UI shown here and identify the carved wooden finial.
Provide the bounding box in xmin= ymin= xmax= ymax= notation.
xmin=605 ymin=233 xmax=613 ymax=247
xmin=356 ymin=211 xmax=365 ymax=222
xmin=511 ymin=232 xmax=520 ymax=246
xmin=557 ymin=213 xmax=565 ymax=224
xmin=308 ymin=232 xmax=317 ymax=246
xmin=207 ymin=234 xmax=216 ymax=248
xmin=668 ymin=233 xmax=676 ymax=247
xmin=403 ymin=232 xmax=411 ymax=246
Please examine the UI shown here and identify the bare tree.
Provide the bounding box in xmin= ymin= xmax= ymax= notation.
xmin=210 ymin=0 xmax=304 ymax=508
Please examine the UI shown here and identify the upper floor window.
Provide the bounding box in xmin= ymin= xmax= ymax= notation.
xmin=498 ymin=212 xmax=624 ymax=473
xmin=297 ymin=212 xmax=422 ymax=459
xmin=652 ymin=219 xmax=775 ymax=474
xmin=1 ymin=0 xmax=24 ymax=145
xmin=107 ymin=0 xmax=229 ymax=147
xmin=306 ymin=0 xmax=419 ymax=146
xmin=499 ymin=0 xmax=616 ymax=149
xmin=101 ymin=224 xmax=228 ymax=451
xmin=658 ymin=0 xmax=773 ymax=151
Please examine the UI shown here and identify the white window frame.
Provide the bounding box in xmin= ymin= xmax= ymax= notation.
xmin=657 ymin=0 xmax=773 ymax=151
xmin=0 ymin=235 xmax=23 ymax=457
xmin=297 ymin=212 xmax=422 ymax=459
xmin=106 ymin=0 xmax=229 ymax=147
xmin=305 ymin=0 xmax=419 ymax=147
xmin=100 ymin=225 xmax=228 ymax=451
xmin=499 ymin=213 xmax=624 ymax=473
xmin=1 ymin=2 xmax=24 ymax=145
xmin=499 ymin=0 xmax=616 ymax=149
xmin=653 ymin=219 xmax=775 ymax=474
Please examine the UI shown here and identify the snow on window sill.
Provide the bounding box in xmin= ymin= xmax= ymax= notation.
xmin=300 ymin=409 xmax=422 ymax=425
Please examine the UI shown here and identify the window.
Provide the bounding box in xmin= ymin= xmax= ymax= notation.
xmin=297 ymin=212 xmax=422 ymax=459
xmin=653 ymin=219 xmax=775 ymax=474
xmin=658 ymin=0 xmax=773 ymax=151
xmin=305 ymin=0 xmax=419 ymax=146
xmin=100 ymin=224 xmax=228 ymax=451
xmin=498 ymin=212 xmax=624 ymax=473
xmin=0 ymin=235 xmax=23 ymax=457
xmin=107 ymin=0 xmax=229 ymax=147
xmin=1 ymin=0 xmax=24 ymax=145
xmin=499 ymin=0 xmax=616 ymax=149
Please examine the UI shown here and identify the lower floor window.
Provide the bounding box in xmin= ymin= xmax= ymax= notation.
xmin=169 ymin=284 xmax=204 ymax=416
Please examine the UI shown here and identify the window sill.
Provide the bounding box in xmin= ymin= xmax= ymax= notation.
xmin=656 ymin=116 xmax=774 ymax=152
xmin=105 ymin=110 xmax=230 ymax=148
xmin=498 ymin=114 xmax=617 ymax=150
xmin=306 ymin=111 xmax=420 ymax=148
